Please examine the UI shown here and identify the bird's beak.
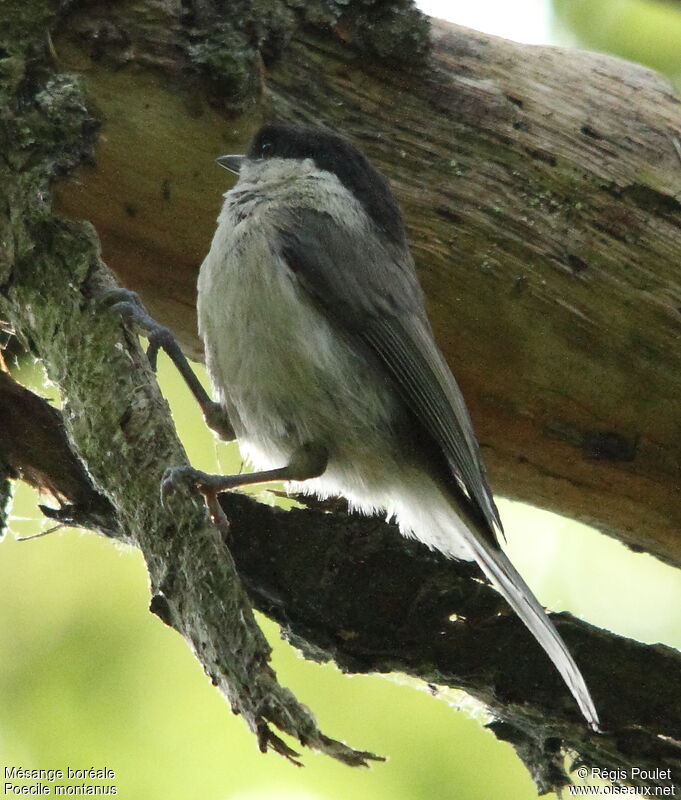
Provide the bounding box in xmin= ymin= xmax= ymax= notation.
xmin=216 ymin=154 xmax=245 ymax=174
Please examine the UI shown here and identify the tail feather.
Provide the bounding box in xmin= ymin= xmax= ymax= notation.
xmin=430 ymin=489 xmax=600 ymax=729
xmin=362 ymin=465 xmax=599 ymax=728
xmin=463 ymin=528 xmax=600 ymax=729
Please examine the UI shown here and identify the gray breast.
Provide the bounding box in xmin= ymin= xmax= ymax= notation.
xmin=198 ymin=204 xmax=401 ymax=476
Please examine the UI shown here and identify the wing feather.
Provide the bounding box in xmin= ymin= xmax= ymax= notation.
xmin=278 ymin=208 xmax=502 ymax=538
xmin=363 ymin=315 xmax=502 ymax=535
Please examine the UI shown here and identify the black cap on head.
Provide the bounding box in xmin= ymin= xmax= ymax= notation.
xmin=249 ymin=124 xmax=405 ymax=245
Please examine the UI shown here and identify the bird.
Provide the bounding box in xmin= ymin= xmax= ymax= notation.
xmin=185 ymin=122 xmax=598 ymax=729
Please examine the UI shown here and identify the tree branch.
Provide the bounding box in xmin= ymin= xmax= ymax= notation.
xmin=0 ymin=228 xmax=380 ymax=766
xmin=0 ymin=370 xmax=113 ymax=530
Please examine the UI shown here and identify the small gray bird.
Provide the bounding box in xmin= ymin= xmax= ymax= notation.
xmin=191 ymin=123 xmax=598 ymax=729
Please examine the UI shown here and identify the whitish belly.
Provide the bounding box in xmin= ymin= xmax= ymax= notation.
xmin=198 ymin=225 xmax=405 ymax=498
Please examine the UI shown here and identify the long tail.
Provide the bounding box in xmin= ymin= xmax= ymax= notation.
xmin=441 ymin=495 xmax=600 ymax=730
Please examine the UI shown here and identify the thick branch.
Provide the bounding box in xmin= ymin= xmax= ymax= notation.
xmin=0 ymin=370 xmax=113 ymax=529
xmin=52 ymin=14 xmax=681 ymax=567
xmin=226 ymin=493 xmax=681 ymax=795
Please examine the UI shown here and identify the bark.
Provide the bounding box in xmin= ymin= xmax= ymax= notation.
xmin=2 ymin=0 xmax=681 ymax=794
xmin=0 ymin=370 xmax=112 ymax=522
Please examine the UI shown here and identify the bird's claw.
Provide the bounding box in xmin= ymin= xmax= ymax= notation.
xmin=145 ymin=326 xmax=177 ymax=372
xmin=160 ymin=465 xmax=200 ymax=507
xmin=103 ymin=288 xmax=177 ymax=373
xmin=160 ymin=465 xmax=231 ymax=533
xmin=101 ymin=287 xmax=146 ymax=317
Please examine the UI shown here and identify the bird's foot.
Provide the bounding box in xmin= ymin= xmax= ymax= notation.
xmin=102 ymin=288 xmax=177 ymax=371
xmin=161 ymin=465 xmax=231 ymax=533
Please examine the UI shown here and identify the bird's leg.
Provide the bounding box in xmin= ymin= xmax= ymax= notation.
xmin=162 ymin=443 xmax=329 ymax=531
xmin=103 ymin=288 xmax=235 ymax=441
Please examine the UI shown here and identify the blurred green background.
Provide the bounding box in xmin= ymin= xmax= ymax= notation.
xmin=552 ymin=0 xmax=681 ymax=86
xmin=3 ymin=2 xmax=681 ymax=798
